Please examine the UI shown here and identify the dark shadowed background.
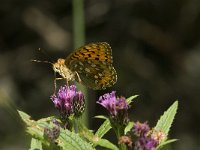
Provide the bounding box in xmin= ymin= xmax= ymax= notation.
xmin=0 ymin=0 xmax=200 ymax=149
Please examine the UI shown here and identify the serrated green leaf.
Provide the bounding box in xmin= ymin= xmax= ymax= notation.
xmin=126 ymin=95 xmax=139 ymax=104
xmin=19 ymin=110 xmax=95 ymax=150
xmin=18 ymin=110 xmax=31 ymax=120
xmin=37 ymin=116 xmax=56 ymax=123
xmin=155 ymin=101 xmax=178 ymax=136
xmin=96 ymin=138 xmax=119 ymax=150
xmin=124 ymin=121 xmax=134 ymax=134
xmin=58 ymin=128 xmax=95 ymax=150
xmin=78 ymin=118 xmax=117 ymax=150
xmin=30 ymin=138 xmax=42 ymax=150
xmin=26 ymin=125 xmax=49 ymax=146
xmin=27 ymin=126 xmax=43 ymax=138
xmin=156 ymin=139 xmax=178 ymax=150
xmin=95 ymin=119 xmax=111 ymax=138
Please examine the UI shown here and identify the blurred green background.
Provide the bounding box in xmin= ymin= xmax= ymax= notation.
xmin=0 ymin=0 xmax=200 ymax=149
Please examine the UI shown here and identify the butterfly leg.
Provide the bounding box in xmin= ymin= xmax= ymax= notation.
xmin=66 ymin=80 xmax=69 ymax=88
xmin=53 ymin=77 xmax=64 ymax=94
xmin=75 ymin=71 xmax=82 ymax=83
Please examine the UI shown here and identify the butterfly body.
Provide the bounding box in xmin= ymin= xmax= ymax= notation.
xmin=53 ymin=42 xmax=117 ymax=90
xmin=53 ymin=58 xmax=75 ymax=81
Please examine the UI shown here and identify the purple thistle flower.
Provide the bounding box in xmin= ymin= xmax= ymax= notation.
xmin=132 ymin=122 xmax=164 ymax=150
xmin=73 ymin=91 xmax=85 ymax=118
xmin=50 ymin=85 xmax=85 ymax=119
xmin=97 ymin=91 xmax=129 ymax=117
xmin=98 ymin=91 xmax=117 ymax=116
xmin=135 ymin=137 xmax=158 ymax=150
xmin=145 ymin=138 xmax=158 ymax=150
xmin=98 ymin=91 xmax=130 ymax=142
xmin=133 ymin=121 xmax=150 ymax=137
xmin=116 ymin=97 xmax=129 ymax=110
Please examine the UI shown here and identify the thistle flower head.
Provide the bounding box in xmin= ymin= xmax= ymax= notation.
xmin=97 ymin=91 xmax=129 ymax=126
xmin=133 ymin=121 xmax=150 ymax=137
xmin=135 ymin=137 xmax=158 ymax=150
xmin=97 ymin=91 xmax=129 ymax=117
xmin=132 ymin=122 xmax=166 ymax=150
xmin=50 ymin=85 xmax=85 ymax=120
xmin=44 ymin=125 xmax=60 ymax=142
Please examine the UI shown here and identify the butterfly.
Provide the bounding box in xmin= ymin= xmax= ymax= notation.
xmin=52 ymin=42 xmax=117 ymax=90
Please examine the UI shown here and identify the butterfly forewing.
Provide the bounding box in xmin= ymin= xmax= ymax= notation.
xmin=65 ymin=42 xmax=117 ymax=90
xmin=65 ymin=42 xmax=113 ymax=64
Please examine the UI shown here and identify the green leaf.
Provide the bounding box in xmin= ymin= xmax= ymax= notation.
xmin=58 ymin=128 xmax=95 ymax=150
xmin=37 ymin=116 xmax=56 ymax=123
xmin=18 ymin=110 xmax=33 ymax=127
xmin=80 ymin=131 xmax=119 ymax=150
xmin=30 ymin=138 xmax=42 ymax=150
xmin=156 ymin=139 xmax=178 ymax=150
xmin=18 ymin=110 xmax=31 ymax=120
xmin=77 ymin=117 xmax=117 ymax=150
xmin=18 ymin=110 xmax=95 ymax=150
xmin=126 ymin=95 xmax=139 ymax=104
xmin=124 ymin=121 xmax=134 ymax=134
xmin=96 ymin=138 xmax=119 ymax=150
xmin=155 ymin=101 xmax=178 ymax=136
xmin=95 ymin=119 xmax=111 ymax=138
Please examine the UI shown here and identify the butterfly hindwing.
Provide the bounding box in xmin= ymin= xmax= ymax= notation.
xmin=69 ymin=60 xmax=117 ymax=89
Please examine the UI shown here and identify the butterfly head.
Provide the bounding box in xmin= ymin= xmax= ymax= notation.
xmin=53 ymin=58 xmax=75 ymax=81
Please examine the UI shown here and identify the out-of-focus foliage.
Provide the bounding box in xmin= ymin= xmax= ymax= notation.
xmin=1 ymin=0 xmax=200 ymax=149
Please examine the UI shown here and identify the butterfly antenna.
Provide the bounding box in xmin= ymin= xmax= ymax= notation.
xmin=37 ymin=48 xmax=54 ymax=62
xmin=31 ymin=47 xmax=55 ymax=65
xmin=30 ymin=59 xmax=53 ymax=65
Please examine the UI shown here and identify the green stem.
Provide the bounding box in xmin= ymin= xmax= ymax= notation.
xmin=72 ymin=0 xmax=85 ymax=47
xmin=73 ymin=118 xmax=79 ymax=133
xmin=115 ymin=126 xmax=127 ymax=150
xmin=72 ymin=0 xmax=89 ymax=128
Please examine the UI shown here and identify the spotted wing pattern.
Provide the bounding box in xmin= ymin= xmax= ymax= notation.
xmin=65 ymin=42 xmax=117 ymax=90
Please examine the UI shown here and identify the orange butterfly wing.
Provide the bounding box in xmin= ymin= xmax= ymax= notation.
xmin=65 ymin=42 xmax=117 ymax=90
